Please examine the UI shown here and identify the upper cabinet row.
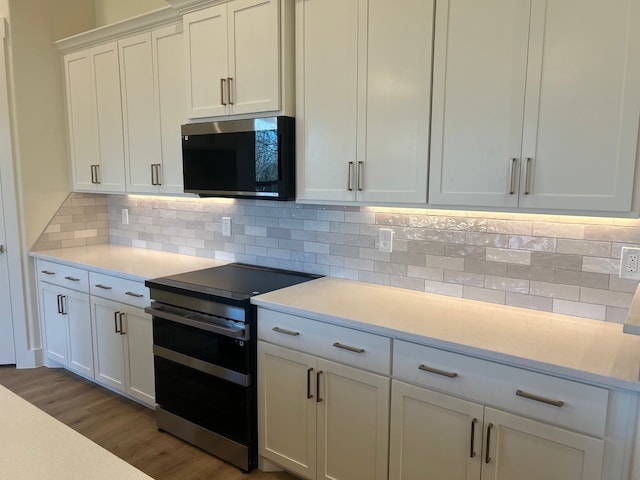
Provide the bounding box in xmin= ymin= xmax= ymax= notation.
xmin=296 ymin=0 xmax=640 ymax=214
xmin=61 ymin=0 xmax=292 ymax=194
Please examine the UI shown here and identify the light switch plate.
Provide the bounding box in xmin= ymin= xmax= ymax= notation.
xmin=121 ymin=208 xmax=129 ymax=225
xmin=379 ymin=228 xmax=393 ymax=253
xmin=222 ymin=217 xmax=232 ymax=237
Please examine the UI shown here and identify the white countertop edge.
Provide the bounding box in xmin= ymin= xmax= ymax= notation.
xmin=30 ymin=250 xmax=147 ymax=282
xmin=251 ymin=299 xmax=640 ymax=393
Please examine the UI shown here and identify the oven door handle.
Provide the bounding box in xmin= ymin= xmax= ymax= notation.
xmin=145 ymin=305 xmax=248 ymax=340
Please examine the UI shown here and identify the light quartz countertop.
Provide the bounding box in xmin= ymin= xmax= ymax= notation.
xmin=0 ymin=383 xmax=152 ymax=480
xmin=29 ymin=244 xmax=226 ymax=281
xmin=252 ymin=277 xmax=640 ymax=392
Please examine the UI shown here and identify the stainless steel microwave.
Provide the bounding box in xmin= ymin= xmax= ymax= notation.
xmin=181 ymin=116 xmax=295 ymax=200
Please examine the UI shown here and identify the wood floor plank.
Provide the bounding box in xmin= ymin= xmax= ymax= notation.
xmin=0 ymin=366 xmax=297 ymax=480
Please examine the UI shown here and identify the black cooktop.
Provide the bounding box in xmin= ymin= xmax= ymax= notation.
xmin=145 ymin=263 xmax=321 ymax=302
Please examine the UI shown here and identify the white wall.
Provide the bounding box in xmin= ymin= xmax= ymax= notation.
xmin=94 ymin=0 xmax=167 ymax=27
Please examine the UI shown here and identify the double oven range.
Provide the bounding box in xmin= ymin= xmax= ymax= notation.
xmin=145 ymin=263 xmax=319 ymax=471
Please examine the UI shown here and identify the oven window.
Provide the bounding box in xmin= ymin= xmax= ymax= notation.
xmin=153 ymin=317 xmax=250 ymax=374
xmin=154 ymin=357 xmax=254 ymax=444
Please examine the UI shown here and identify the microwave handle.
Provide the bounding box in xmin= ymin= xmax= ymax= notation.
xmin=278 ymin=133 xmax=283 ymax=180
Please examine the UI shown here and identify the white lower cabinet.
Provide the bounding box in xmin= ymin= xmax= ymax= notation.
xmin=258 ymin=341 xmax=390 ymax=480
xmin=91 ymin=297 xmax=155 ymax=406
xmin=389 ymin=380 xmax=604 ymax=480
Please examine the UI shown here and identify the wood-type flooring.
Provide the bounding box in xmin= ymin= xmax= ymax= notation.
xmin=0 ymin=365 xmax=297 ymax=480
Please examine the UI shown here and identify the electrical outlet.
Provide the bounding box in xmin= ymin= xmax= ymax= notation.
xmin=121 ymin=208 xmax=129 ymax=225
xmin=620 ymin=247 xmax=640 ymax=279
xmin=222 ymin=217 xmax=232 ymax=237
xmin=378 ymin=228 xmax=393 ymax=253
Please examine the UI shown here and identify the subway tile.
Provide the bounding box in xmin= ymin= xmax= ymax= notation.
xmin=444 ymin=270 xmax=484 ymax=287
xmin=407 ymin=265 xmax=444 ymax=281
xmin=304 ymin=263 xmax=332 ymax=276
xmin=291 ymin=230 xmax=317 ymax=241
xmin=462 ymin=286 xmax=506 ymax=305
xmin=332 ymin=222 xmax=360 ymax=234
xmin=392 ymin=227 xmax=429 ymax=241
xmin=329 ymin=267 xmax=359 ymax=280
xmin=304 ymin=242 xmax=330 ymax=254
xmin=608 ymin=275 xmax=640 ymax=293
xmin=408 ymin=240 xmax=445 ymax=255
xmin=506 ymin=265 xmax=555 ymax=282
xmin=582 ymin=257 xmax=620 ymax=275
xmin=267 ymin=248 xmax=292 ymax=260
xmin=245 ymin=245 xmax=268 ymax=257
xmin=344 ymin=257 xmax=375 ymax=272
xmin=444 ymin=244 xmax=486 ymax=259
xmin=508 ymin=236 xmax=556 ymax=252
xmin=466 ymin=232 xmax=509 ymax=248
xmin=425 ymin=230 xmax=466 ymax=244
xmin=580 ymin=287 xmax=633 ymax=308
xmin=584 ymin=225 xmax=640 ymax=242
xmin=486 ymin=248 xmax=531 ymax=265
xmin=375 ymin=262 xmax=408 ymax=276
xmin=605 ymin=306 xmax=629 ymax=324
xmin=255 ymin=216 xmax=280 ymax=228
xmin=344 ymin=234 xmax=375 ymax=248
xmin=529 ymin=281 xmax=580 ymax=301
xmin=345 ymin=211 xmax=375 ymax=224
xmin=358 ymin=270 xmax=390 ymax=286
xmin=330 ymin=244 xmax=359 ymax=258
xmin=505 ymin=293 xmax=553 ymax=312
xmin=360 ymin=247 xmax=391 ymax=262
xmin=291 ymin=251 xmax=318 ymax=263
xmin=530 ymin=252 xmax=582 ymax=271
xmin=278 ymin=239 xmax=304 ymax=251
xmin=424 ymin=280 xmax=463 ymax=297
xmin=484 ymin=275 xmax=529 ymax=293
xmin=245 ymin=225 xmax=267 ymax=237
xmin=316 ymin=254 xmax=344 ymax=267
xmin=255 ymin=237 xmax=279 ymax=248
xmin=390 ymin=251 xmax=427 ymax=266
xmin=290 ymin=208 xmax=318 ymax=220
xmin=303 ymin=220 xmax=331 ymax=232
xmin=390 ymin=275 xmax=425 ymax=292
xmin=317 ymin=232 xmax=345 ymax=245
xmin=61 ymin=238 xmax=88 ymax=248
xmin=267 ymin=227 xmax=291 ymax=240
xmin=445 ymin=217 xmax=488 ymax=232
xmin=557 ymin=239 xmax=611 ymax=257
xmin=425 ymin=255 xmax=465 ymax=271
xmin=464 ymin=259 xmax=508 ymax=276
xmin=487 ymin=219 xmax=533 ymax=235
xmin=317 ymin=210 xmax=345 ymax=222
xmin=552 ymin=299 xmax=606 ymax=321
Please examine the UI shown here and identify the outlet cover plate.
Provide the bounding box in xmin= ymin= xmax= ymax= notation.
xmin=222 ymin=217 xmax=232 ymax=237
xmin=379 ymin=228 xmax=393 ymax=253
xmin=620 ymin=247 xmax=640 ymax=280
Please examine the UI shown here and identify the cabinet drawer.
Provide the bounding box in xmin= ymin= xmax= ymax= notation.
xmin=393 ymin=340 xmax=609 ymax=437
xmin=258 ymin=309 xmax=391 ymax=375
xmin=89 ymin=272 xmax=150 ymax=308
xmin=37 ymin=259 xmax=89 ymax=293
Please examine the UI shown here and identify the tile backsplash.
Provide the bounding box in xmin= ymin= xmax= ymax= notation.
xmin=32 ymin=193 xmax=640 ymax=323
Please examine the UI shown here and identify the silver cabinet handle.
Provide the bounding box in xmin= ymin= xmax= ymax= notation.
xmin=509 ymin=158 xmax=518 ymax=194
xmin=307 ymin=367 xmax=314 ymax=399
xmin=220 ymin=78 xmax=227 ymax=105
xmin=90 ymin=164 xmax=100 ymax=184
xmin=119 ymin=312 xmax=126 ymax=335
xmin=469 ymin=418 xmax=477 ymax=458
xmin=347 ymin=162 xmax=355 ymax=191
xmin=56 ymin=294 xmax=63 ymax=314
xmin=272 ymin=326 xmax=300 ymax=336
xmin=114 ymin=311 xmax=121 ymax=333
xmin=357 ymin=161 xmax=364 ymax=191
xmin=227 ymin=77 xmax=234 ymax=105
xmin=333 ymin=342 xmax=365 ymax=354
xmin=485 ymin=423 xmax=493 ymax=464
xmin=516 ymin=389 xmax=564 ymax=407
xmin=64 ymin=276 xmax=80 ymax=282
xmin=316 ymin=370 xmax=323 ymax=403
xmin=524 ymin=157 xmax=532 ymax=195
xmin=418 ymin=363 xmax=458 ymax=378
xmin=125 ymin=291 xmax=144 ymax=298
xmin=151 ymin=164 xmax=156 ymax=185
xmin=0 ymin=245 xmax=4 ymax=254
xmin=154 ymin=164 xmax=162 ymax=185
xmin=41 ymin=270 xmax=55 ymax=275
xmin=94 ymin=284 xmax=112 ymax=290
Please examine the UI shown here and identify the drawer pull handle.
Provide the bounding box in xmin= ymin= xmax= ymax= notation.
xmin=333 ymin=342 xmax=365 ymax=354
xmin=485 ymin=423 xmax=493 ymax=464
xmin=516 ymin=389 xmax=564 ymax=407
xmin=469 ymin=418 xmax=477 ymax=458
xmin=125 ymin=291 xmax=144 ymax=298
xmin=307 ymin=367 xmax=314 ymax=399
xmin=95 ymin=284 xmax=112 ymax=290
xmin=64 ymin=276 xmax=80 ymax=282
xmin=418 ymin=364 xmax=458 ymax=378
xmin=272 ymin=327 xmax=300 ymax=336
xmin=119 ymin=312 xmax=126 ymax=335
xmin=41 ymin=270 xmax=55 ymax=275
xmin=114 ymin=311 xmax=121 ymax=333
xmin=316 ymin=370 xmax=323 ymax=403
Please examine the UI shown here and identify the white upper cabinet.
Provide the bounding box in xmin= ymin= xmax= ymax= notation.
xmin=119 ymin=25 xmax=186 ymax=194
xmin=64 ymin=43 xmax=126 ymax=193
xmin=296 ymin=0 xmax=433 ymax=204
xmin=429 ymin=0 xmax=640 ymax=213
xmin=183 ymin=0 xmax=284 ymax=119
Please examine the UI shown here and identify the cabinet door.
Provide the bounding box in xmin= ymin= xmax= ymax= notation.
xmin=227 ymin=0 xmax=280 ymax=115
xmin=429 ymin=0 xmax=530 ymax=208
xmin=91 ymin=297 xmax=125 ymax=393
xmin=152 ymin=24 xmax=186 ymax=194
xmin=40 ymin=284 xmax=68 ymax=366
xmin=482 ymin=407 xmax=604 ymax=480
xmin=119 ymin=32 xmax=161 ymax=194
xmin=389 ymin=380 xmax=483 ymax=480
xmin=65 ymin=290 xmax=93 ymax=378
xmin=121 ymin=305 xmax=155 ymax=406
xmin=359 ymin=0 xmax=432 ymax=204
xmin=184 ymin=4 xmax=229 ymax=118
xmin=295 ymin=0 xmax=360 ymax=202
xmin=64 ymin=49 xmax=100 ymax=191
xmin=258 ymin=341 xmax=317 ymax=480
xmin=316 ymin=358 xmax=390 ymax=480
xmin=518 ymin=0 xmax=640 ymax=212
xmin=91 ymin=42 xmax=126 ymax=192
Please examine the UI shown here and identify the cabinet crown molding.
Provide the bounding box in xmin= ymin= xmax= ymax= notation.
xmin=54 ymin=6 xmax=180 ymax=53
xmin=164 ymin=0 xmax=229 ymax=15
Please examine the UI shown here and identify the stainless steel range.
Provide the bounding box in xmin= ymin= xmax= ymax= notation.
xmin=145 ymin=263 xmax=320 ymax=471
